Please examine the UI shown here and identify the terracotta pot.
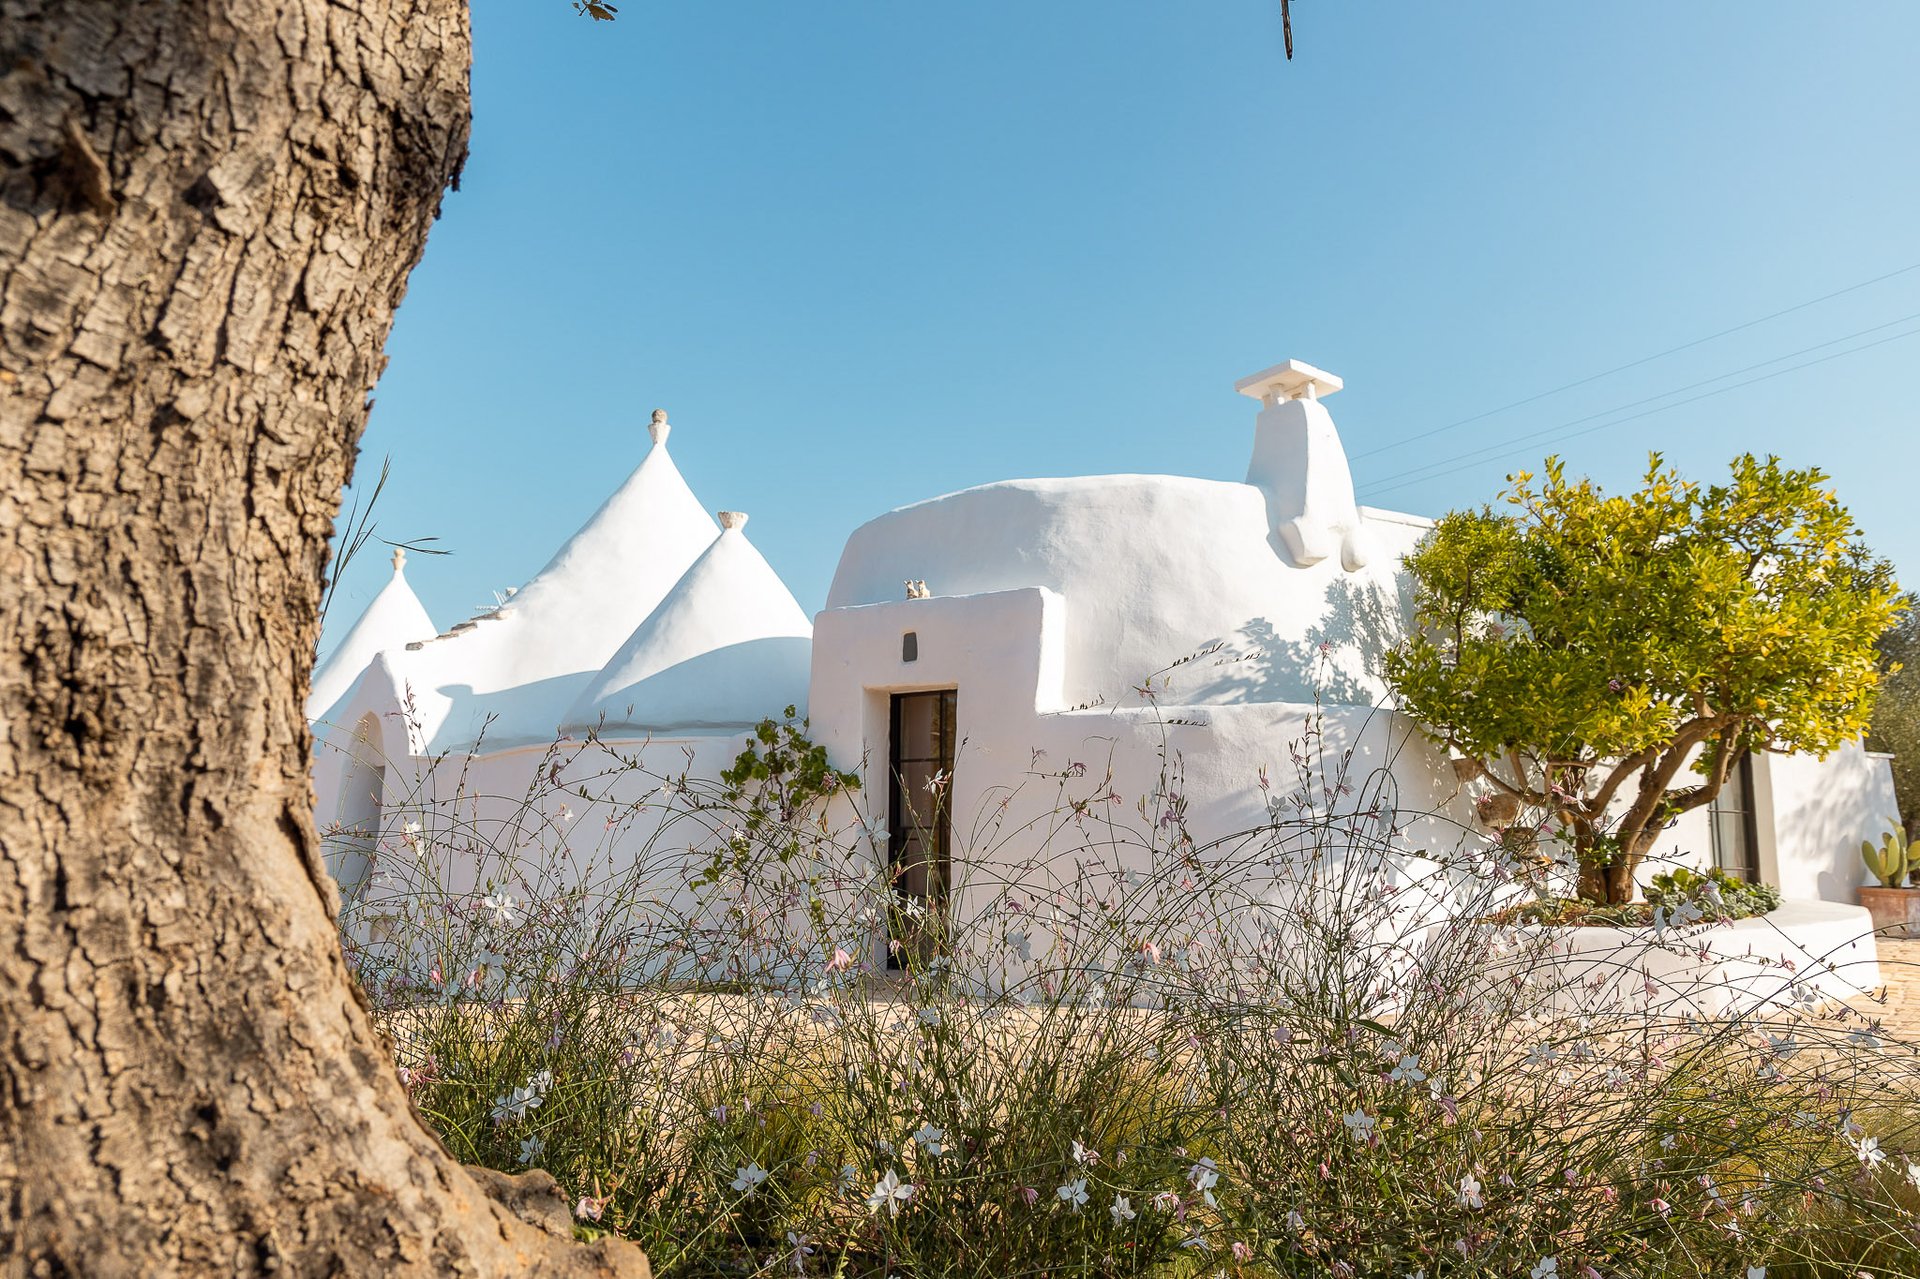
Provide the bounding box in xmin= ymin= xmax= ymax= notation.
xmin=1857 ymin=885 xmax=1920 ymax=939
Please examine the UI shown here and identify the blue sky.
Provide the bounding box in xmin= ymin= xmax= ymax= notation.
xmin=324 ymin=1 xmax=1920 ymax=648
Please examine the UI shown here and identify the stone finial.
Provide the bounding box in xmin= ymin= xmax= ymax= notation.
xmin=648 ymin=407 xmax=670 ymax=445
xmin=391 ymin=546 xmax=406 ymax=572
xmin=718 ymin=510 xmax=748 ymax=531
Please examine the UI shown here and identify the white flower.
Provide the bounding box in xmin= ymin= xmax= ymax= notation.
xmin=1855 ymin=1136 xmax=1887 ymax=1167
xmin=1109 ymin=1194 xmax=1136 ymax=1224
xmin=1906 ymin=1159 xmax=1920 ymax=1190
xmin=490 ymin=1068 xmax=552 ymax=1124
xmin=1390 ymin=1053 xmax=1427 ymax=1085
xmin=1072 ymin=1138 xmax=1098 ymax=1166
xmin=1188 ymin=1156 xmax=1219 ymax=1193
xmin=517 ymin=1135 xmax=545 ymax=1164
xmin=1530 ymin=1259 xmax=1558 ymax=1279
xmin=1286 ymin=1208 xmax=1306 ymax=1232
xmin=1765 ymin=1033 xmax=1800 ymax=1060
xmin=837 ymin=1163 xmax=860 ymax=1193
xmin=916 ymin=1007 xmax=942 ymax=1029
xmin=732 ymin=1161 xmax=769 ymax=1194
xmin=481 ymin=892 xmax=518 ymax=928
xmin=786 ymin=1232 xmax=814 ymax=1275
xmin=1057 ymin=1177 xmax=1089 ymax=1210
xmin=1343 ymin=1107 xmax=1377 ymax=1140
xmin=1457 ymin=1174 xmax=1483 ymax=1209
xmin=867 ymin=1168 xmax=914 ymax=1215
xmin=1659 ymin=1132 xmax=1678 ymax=1151
xmin=912 ymin=1124 xmax=946 ymax=1157
xmin=1747 ymin=1267 xmax=1766 ymax=1279
xmin=1007 ymin=930 xmax=1033 ymax=962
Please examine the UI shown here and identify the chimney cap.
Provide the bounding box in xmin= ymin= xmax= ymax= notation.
xmin=1234 ymin=359 xmax=1343 ymax=405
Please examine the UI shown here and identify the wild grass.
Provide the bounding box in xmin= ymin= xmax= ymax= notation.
xmin=330 ymin=696 xmax=1920 ymax=1277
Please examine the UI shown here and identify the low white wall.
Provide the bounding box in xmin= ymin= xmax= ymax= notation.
xmin=1508 ymin=901 xmax=1882 ymax=1017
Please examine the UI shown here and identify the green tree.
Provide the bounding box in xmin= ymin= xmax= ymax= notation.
xmin=1384 ymin=454 xmax=1901 ymax=905
xmin=1868 ymin=593 xmax=1920 ymax=840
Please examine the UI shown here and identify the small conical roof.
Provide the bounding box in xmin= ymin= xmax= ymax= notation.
xmin=563 ymin=513 xmax=812 ymax=734
xmin=406 ymin=415 xmax=722 ymax=751
xmin=308 ymin=548 xmax=437 ymax=721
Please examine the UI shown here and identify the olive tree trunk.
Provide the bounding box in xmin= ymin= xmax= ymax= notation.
xmin=0 ymin=3 xmax=645 ymax=1273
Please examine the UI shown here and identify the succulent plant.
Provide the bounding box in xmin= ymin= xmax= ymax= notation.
xmin=1861 ymin=821 xmax=1916 ymax=888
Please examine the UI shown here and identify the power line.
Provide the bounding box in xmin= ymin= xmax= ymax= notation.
xmin=1357 ymin=321 xmax=1920 ymax=502
xmin=1348 ymin=258 xmax=1920 ymax=462
xmin=1357 ymin=309 xmax=1920 ymax=492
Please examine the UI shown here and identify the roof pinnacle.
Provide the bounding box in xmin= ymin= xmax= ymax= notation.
xmin=649 ymin=407 xmax=671 ymax=445
xmin=718 ymin=510 xmax=748 ymax=531
xmin=391 ymin=546 xmax=406 ymax=572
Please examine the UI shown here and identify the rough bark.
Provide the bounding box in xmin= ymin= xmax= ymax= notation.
xmin=0 ymin=3 xmax=647 ymax=1274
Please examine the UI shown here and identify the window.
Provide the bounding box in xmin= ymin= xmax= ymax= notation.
xmin=1709 ymin=753 xmax=1761 ymax=883
xmin=887 ymin=690 xmax=955 ymax=966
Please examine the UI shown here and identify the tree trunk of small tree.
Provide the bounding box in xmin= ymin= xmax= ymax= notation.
xmin=0 ymin=3 xmax=646 ymax=1273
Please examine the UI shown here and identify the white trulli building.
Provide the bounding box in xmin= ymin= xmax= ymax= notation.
xmin=310 ymin=363 xmax=1898 ymax=964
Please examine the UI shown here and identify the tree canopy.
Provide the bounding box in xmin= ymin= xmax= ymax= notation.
xmin=1384 ymin=453 xmax=1901 ymax=904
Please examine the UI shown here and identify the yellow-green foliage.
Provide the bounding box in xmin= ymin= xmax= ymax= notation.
xmin=1385 ymin=453 xmax=1902 ymax=900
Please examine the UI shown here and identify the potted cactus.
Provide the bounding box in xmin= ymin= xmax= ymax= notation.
xmin=1857 ymin=822 xmax=1920 ymax=938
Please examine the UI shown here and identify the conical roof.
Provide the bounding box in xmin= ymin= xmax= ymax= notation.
xmin=308 ymin=549 xmax=438 ymax=721
xmin=563 ymin=512 xmax=812 ymax=734
xmin=404 ymin=415 xmax=721 ymax=751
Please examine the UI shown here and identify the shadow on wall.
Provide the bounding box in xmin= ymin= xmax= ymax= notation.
xmin=1773 ymin=748 xmax=1891 ymax=903
xmin=1168 ymin=576 xmax=1413 ymax=708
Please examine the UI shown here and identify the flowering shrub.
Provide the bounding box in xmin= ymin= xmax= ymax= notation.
xmin=332 ymin=690 xmax=1920 ymax=1277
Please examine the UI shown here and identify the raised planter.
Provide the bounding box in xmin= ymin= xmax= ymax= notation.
xmin=1492 ymin=901 xmax=1882 ymax=1018
xmin=1857 ymin=885 xmax=1920 ymax=939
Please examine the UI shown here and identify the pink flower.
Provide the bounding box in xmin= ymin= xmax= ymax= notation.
xmin=1017 ymin=1185 xmax=1039 ymax=1207
xmin=575 ymin=1195 xmax=607 ymax=1222
xmin=1650 ymin=1197 xmax=1672 ymax=1217
xmin=1232 ymin=1241 xmax=1254 ymax=1262
xmin=826 ymin=947 xmax=854 ymax=972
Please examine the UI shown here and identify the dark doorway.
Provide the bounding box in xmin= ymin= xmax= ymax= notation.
xmin=1709 ymin=753 xmax=1762 ymax=883
xmin=888 ymin=689 xmax=956 ymax=966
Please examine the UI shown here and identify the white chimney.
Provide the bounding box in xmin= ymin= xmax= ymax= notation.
xmin=1234 ymin=359 xmax=1372 ymax=571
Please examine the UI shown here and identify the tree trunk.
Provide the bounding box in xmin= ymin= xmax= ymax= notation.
xmin=0 ymin=3 xmax=645 ymax=1273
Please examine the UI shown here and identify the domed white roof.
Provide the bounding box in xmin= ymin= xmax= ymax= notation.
xmin=823 ymin=363 xmax=1438 ymax=710
xmin=308 ymin=549 xmax=438 ymax=721
xmin=563 ymin=512 xmax=812 ymax=735
xmin=402 ymin=416 xmax=720 ymax=752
